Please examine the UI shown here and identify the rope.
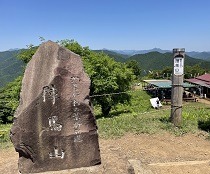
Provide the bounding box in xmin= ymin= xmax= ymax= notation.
xmin=0 ymin=90 xmax=140 ymax=102
xmin=0 ymin=100 xmax=19 ymax=103
xmin=89 ymin=90 xmax=134 ymax=98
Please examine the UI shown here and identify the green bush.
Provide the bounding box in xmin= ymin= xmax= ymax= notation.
xmin=0 ymin=124 xmax=12 ymax=148
xmin=0 ymin=130 xmax=10 ymax=143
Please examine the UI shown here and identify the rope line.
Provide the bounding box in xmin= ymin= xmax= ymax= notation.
xmin=0 ymin=90 xmax=139 ymax=102
xmin=0 ymin=100 xmax=19 ymax=103
xmin=89 ymin=90 xmax=135 ymax=98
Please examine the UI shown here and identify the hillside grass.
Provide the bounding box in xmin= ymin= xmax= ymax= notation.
xmin=1 ymin=90 xmax=210 ymax=148
xmin=0 ymin=124 xmax=12 ymax=149
xmin=96 ymin=90 xmax=210 ymax=139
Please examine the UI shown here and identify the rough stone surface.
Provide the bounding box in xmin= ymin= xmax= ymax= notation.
xmin=128 ymin=160 xmax=153 ymax=174
xmin=10 ymin=40 xmax=101 ymax=173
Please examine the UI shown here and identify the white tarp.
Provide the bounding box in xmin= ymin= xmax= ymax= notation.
xmin=150 ymin=97 xmax=162 ymax=109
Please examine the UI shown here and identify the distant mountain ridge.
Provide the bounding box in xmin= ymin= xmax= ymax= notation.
xmin=93 ymin=49 xmax=128 ymax=62
xmin=106 ymin=48 xmax=210 ymax=61
xmin=189 ymin=52 xmax=210 ymax=60
xmin=0 ymin=50 xmax=25 ymax=88
xmin=95 ymin=49 xmax=210 ymax=72
xmin=127 ymin=52 xmax=210 ymax=72
xmin=1 ymin=48 xmax=210 ymax=88
xmin=112 ymin=48 xmax=170 ymax=55
xmin=7 ymin=48 xmax=20 ymax=51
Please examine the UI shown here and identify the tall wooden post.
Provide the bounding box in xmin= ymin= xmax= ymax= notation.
xmin=170 ymin=48 xmax=185 ymax=126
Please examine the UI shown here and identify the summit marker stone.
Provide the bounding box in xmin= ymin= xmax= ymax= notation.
xmin=10 ymin=40 xmax=101 ymax=173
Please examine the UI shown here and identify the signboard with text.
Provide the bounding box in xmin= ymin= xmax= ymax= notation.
xmin=174 ymin=57 xmax=184 ymax=75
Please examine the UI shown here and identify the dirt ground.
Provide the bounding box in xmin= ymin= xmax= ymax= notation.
xmin=1 ymin=131 xmax=210 ymax=174
xmin=1 ymin=99 xmax=210 ymax=174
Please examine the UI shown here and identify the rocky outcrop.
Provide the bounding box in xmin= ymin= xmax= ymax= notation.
xmin=10 ymin=40 xmax=101 ymax=173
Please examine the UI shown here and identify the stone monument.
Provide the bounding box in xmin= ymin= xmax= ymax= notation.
xmin=10 ymin=41 xmax=101 ymax=173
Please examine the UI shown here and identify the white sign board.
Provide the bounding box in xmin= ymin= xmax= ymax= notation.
xmin=150 ymin=97 xmax=162 ymax=109
xmin=174 ymin=57 xmax=184 ymax=75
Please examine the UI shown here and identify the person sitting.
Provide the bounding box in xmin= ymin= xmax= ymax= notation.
xmin=156 ymin=99 xmax=160 ymax=109
xmin=183 ymin=92 xmax=187 ymax=98
xmin=188 ymin=93 xmax=192 ymax=98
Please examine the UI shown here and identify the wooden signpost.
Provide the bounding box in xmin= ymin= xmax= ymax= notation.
xmin=170 ymin=48 xmax=185 ymax=126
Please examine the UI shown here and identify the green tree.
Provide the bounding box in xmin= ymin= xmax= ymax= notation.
xmin=17 ymin=44 xmax=38 ymax=64
xmin=184 ymin=64 xmax=205 ymax=79
xmin=59 ymin=39 xmax=135 ymax=115
xmin=126 ymin=60 xmax=141 ymax=78
xmin=7 ymin=39 xmax=134 ymax=117
xmin=0 ymin=76 xmax=22 ymax=123
xmin=83 ymin=51 xmax=134 ymax=115
xmin=58 ymin=39 xmax=88 ymax=56
xmin=160 ymin=66 xmax=172 ymax=79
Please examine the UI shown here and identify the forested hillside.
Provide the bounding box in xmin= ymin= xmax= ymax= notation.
xmin=105 ymin=48 xmax=210 ymax=61
xmin=127 ymin=52 xmax=210 ymax=71
xmin=0 ymin=50 xmax=25 ymax=88
xmin=189 ymin=52 xmax=210 ymax=60
xmin=94 ymin=50 xmax=210 ymax=72
xmin=93 ymin=50 xmax=128 ymax=62
xmin=1 ymin=48 xmax=210 ymax=89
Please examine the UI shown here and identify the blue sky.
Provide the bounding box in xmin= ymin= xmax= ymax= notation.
xmin=1 ymin=0 xmax=210 ymax=52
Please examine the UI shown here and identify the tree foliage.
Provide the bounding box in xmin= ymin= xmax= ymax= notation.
xmin=59 ymin=39 xmax=135 ymax=115
xmin=17 ymin=44 xmax=38 ymax=64
xmin=184 ymin=64 xmax=206 ymax=79
xmin=0 ymin=39 xmax=135 ymax=120
xmin=84 ymin=52 xmax=134 ymax=115
xmin=144 ymin=64 xmax=207 ymax=80
xmin=126 ymin=60 xmax=141 ymax=78
xmin=0 ymin=76 xmax=22 ymax=123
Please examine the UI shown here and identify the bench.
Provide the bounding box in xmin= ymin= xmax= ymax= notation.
xmin=162 ymin=99 xmax=171 ymax=104
xmin=163 ymin=97 xmax=198 ymax=104
xmin=183 ymin=97 xmax=197 ymax=102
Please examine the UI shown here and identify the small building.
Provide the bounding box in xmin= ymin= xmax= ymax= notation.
xmin=143 ymin=79 xmax=196 ymax=100
xmin=185 ymin=73 xmax=210 ymax=98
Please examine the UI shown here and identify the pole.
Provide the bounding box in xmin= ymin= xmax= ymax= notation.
xmin=170 ymin=48 xmax=185 ymax=126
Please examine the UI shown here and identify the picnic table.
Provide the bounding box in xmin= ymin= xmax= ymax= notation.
xmin=162 ymin=97 xmax=198 ymax=104
xmin=183 ymin=97 xmax=197 ymax=102
xmin=162 ymin=99 xmax=171 ymax=104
